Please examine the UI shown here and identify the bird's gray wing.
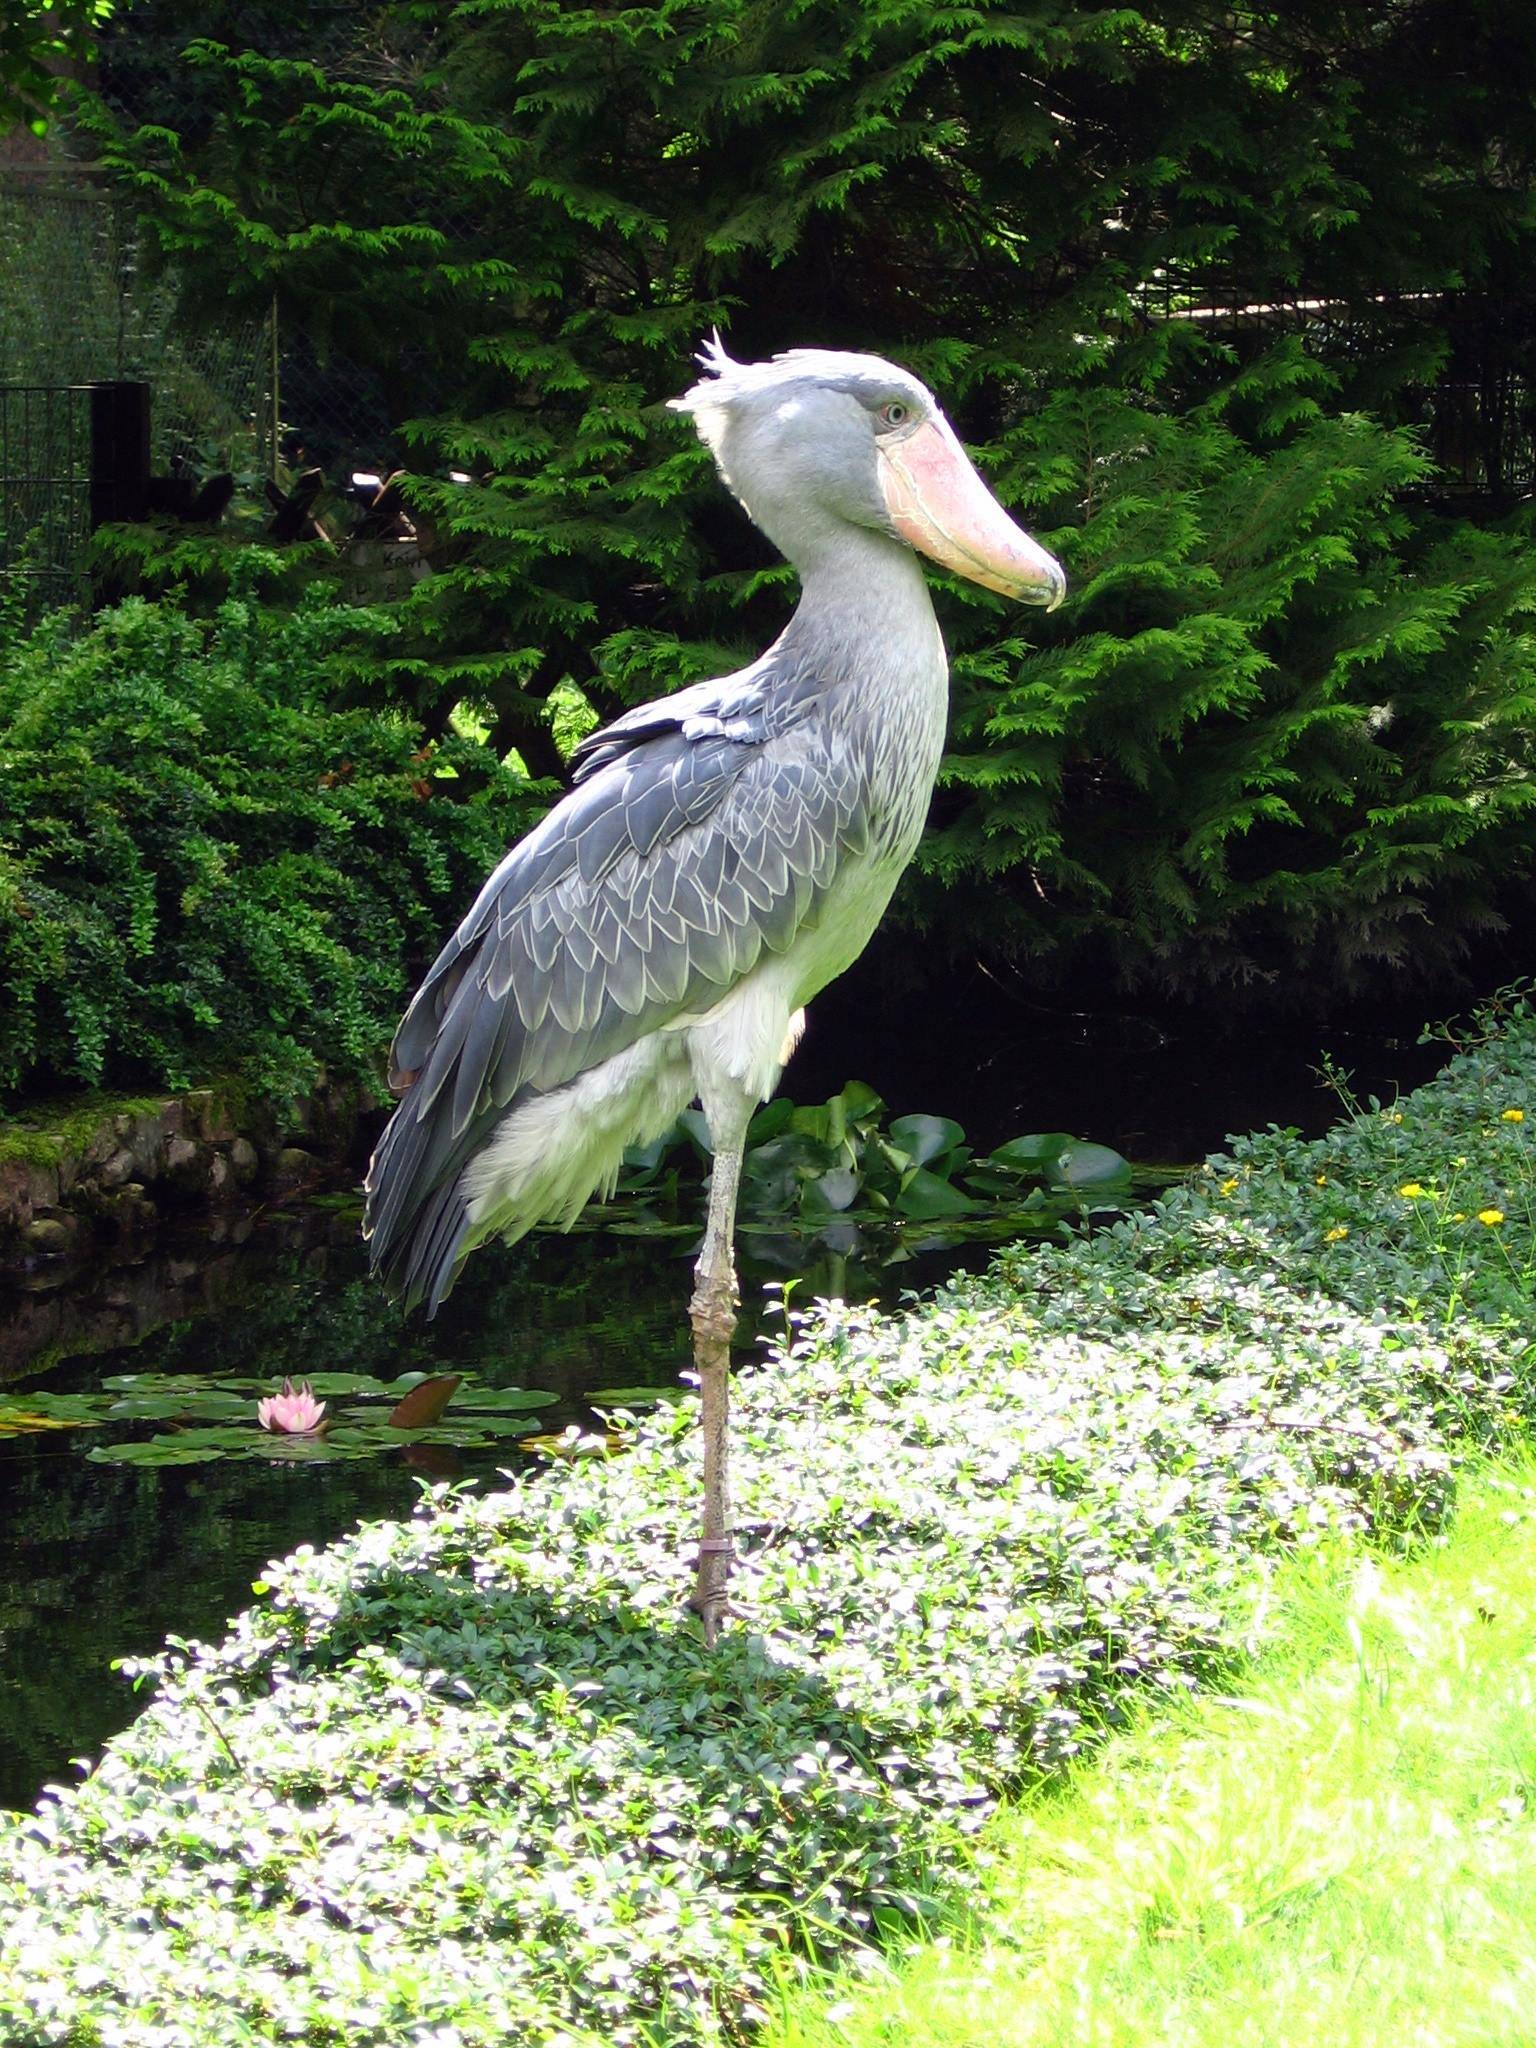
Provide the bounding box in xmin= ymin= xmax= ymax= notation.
xmin=364 ymin=659 xmax=868 ymax=1312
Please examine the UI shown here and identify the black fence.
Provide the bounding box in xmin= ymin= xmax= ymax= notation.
xmin=0 ymin=381 xmax=153 ymax=614
xmin=1140 ymin=279 xmax=1536 ymax=504
xmin=0 ymin=385 xmax=94 ymax=613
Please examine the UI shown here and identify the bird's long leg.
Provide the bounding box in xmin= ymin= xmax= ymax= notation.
xmin=689 ymin=1095 xmax=751 ymax=1645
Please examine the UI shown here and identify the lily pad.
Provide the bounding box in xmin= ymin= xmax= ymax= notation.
xmin=255 ymin=1434 xmax=355 ymax=1462
xmin=449 ymin=1387 xmax=560 ymax=1412
xmin=286 ymin=1372 xmax=395 ymax=1396
xmin=108 ymin=1393 xmax=252 ymax=1420
xmin=0 ymin=1392 xmax=102 ymax=1432
xmin=101 ymin=1372 xmax=194 ymax=1392
xmin=589 ymin=1385 xmax=687 ymax=1407
xmin=88 ymin=1440 xmax=226 ymax=1467
xmin=0 ymin=1408 xmax=89 ymax=1436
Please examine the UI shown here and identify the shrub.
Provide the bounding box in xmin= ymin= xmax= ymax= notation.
xmin=0 ymin=584 xmax=538 ymax=1101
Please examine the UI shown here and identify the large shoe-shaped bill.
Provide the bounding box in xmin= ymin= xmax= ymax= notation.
xmin=878 ymin=416 xmax=1065 ymax=607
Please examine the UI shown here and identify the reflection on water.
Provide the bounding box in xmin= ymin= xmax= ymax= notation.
xmin=0 ymin=1203 xmax=996 ymax=1810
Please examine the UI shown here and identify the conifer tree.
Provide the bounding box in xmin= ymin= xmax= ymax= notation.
xmin=75 ymin=0 xmax=1536 ymax=995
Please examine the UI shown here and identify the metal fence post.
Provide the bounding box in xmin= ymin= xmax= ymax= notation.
xmin=88 ymin=379 xmax=150 ymax=527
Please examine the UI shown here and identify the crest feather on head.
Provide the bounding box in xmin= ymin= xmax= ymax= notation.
xmin=667 ymin=331 xmax=760 ymax=454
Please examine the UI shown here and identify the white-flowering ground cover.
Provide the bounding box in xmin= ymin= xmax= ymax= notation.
xmin=1 ymin=1012 xmax=1532 ymax=2047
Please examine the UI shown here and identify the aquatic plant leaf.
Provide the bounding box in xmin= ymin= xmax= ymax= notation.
xmin=88 ymin=1440 xmax=225 ymax=1466
xmin=0 ymin=1408 xmax=87 ymax=1436
xmin=834 ymin=1080 xmax=884 ymax=1122
xmin=255 ymin=1433 xmax=352 ymax=1462
xmin=988 ymin=1133 xmax=1073 ymax=1173
xmin=746 ymin=1098 xmax=796 ymax=1145
xmin=588 ymin=1386 xmax=687 ymax=1407
xmin=0 ymin=1392 xmax=101 ymax=1429
xmin=894 ymin=1169 xmax=978 ymax=1221
xmin=450 ymin=1417 xmax=550 ymax=1438
xmin=101 ymin=1372 xmax=197 ymax=1392
xmin=0 ymin=1390 xmax=99 ymax=1418
xmin=145 ymin=1425 xmax=260 ymax=1448
xmin=962 ymin=1165 xmax=1033 ymax=1197
xmin=289 ymin=1372 xmax=394 ymax=1396
xmin=108 ymin=1393 xmax=252 ymax=1421
xmin=888 ymin=1114 xmax=966 ymax=1169
xmin=676 ymin=1108 xmax=713 ymax=1156
xmin=449 ymin=1388 xmax=560 ymax=1412
xmin=387 ymin=1375 xmax=462 ymax=1428
xmin=1050 ymin=1140 xmax=1133 ymax=1191
xmin=786 ymin=1101 xmax=832 ymax=1145
xmin=202 ymin=1373 xmax=393 ymax=1396
xmin=801 ymin=1168 xmax=859 ymax=1216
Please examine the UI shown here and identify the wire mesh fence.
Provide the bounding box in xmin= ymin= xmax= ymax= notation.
xmin=0 ymin=385 xmax=93 ymax=612
xmin=0 ymin=148 xmax=272 ymax=479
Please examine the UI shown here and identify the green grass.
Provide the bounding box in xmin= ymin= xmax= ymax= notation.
xmin=765 ymin=1457 xmax=1536 ymax=2048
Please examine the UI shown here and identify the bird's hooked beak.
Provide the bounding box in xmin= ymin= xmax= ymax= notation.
xmin=878 ymin=417 xmax=1065 ymax=608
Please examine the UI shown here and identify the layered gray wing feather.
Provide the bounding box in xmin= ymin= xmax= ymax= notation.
xmin=364 ymin=655 xmax=867 ymax=1312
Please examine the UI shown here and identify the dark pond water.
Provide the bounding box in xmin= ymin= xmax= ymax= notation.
xmin=0 ymin=992 xmax=1452 ymax=1811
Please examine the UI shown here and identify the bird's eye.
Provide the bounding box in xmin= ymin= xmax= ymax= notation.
xmin=879 ymin=400 xmax=910 ymax=428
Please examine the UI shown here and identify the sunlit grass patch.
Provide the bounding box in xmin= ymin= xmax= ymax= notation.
xmin=764 ymin=1457 xmax=1536 ymax=2048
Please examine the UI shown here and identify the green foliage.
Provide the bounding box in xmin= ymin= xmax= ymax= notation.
xmin=0 ymin=584 xmax=538 ymax=1101
xmin=623 ymin=1079 xmax=1136 ymax=1225
xmin=0 ymin=2 xmax=116 ymax=132
xmin=74 ymin=0 xmax=1536 ymax=997
xmin=2 ymin=1015 xmax=1535 ymax=2041
xmin=928 ymin=353 xmax=1536 ymax=989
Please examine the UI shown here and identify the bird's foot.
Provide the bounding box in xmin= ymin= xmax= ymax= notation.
xmin=688 ymin=1536 xmax=736 ymax=1646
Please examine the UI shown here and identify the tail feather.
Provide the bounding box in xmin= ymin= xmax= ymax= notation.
xmin=371 ymin=1173 xmax=474 ymax=1320
xmin=365 ymin=1088 xmax=482 ymax=1318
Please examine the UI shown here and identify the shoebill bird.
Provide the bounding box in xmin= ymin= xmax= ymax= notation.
xmin=364 ymin=339 xmax=1065 ymax=1642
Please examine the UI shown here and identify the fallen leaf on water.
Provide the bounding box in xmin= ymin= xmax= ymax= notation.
xmin=0 ymin=1410 xmax=87 ymax=1436
xmin=387 ymin=1375 xmax=462 ymax=1429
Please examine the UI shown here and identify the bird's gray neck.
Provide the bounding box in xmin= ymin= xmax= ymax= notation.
xmin=775 ymin=527 xmax=946 ymax=693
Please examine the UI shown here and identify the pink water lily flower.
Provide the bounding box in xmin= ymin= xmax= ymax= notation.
xmin=256 ymin=1378 xmax=328 ymax=1434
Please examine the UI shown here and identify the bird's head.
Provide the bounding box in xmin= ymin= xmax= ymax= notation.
xmin=670 ymin=335 xmax=1065 ymax=608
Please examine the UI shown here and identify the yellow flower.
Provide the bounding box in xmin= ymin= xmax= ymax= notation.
xmin=1324 ymin=1225 xmax=1350 ymax=1242
xmin=1315 ymin=1174 xmax=1328 ymax=1186
xmin=1398 ymin=1182 xmax=1426 ymax=1199
xmin=1452 ymin=1213 xmax=1467 ymax=1223
xmin=1478 ymin=1209 xmax=1505 ymax=1227
xmin=1220 ymin=1177 xmax=1239 ymax=1195
xmin=1501 ymin=1108 xmax=1525 ymax=1123
xmin=1385 ymin=1111 xmax=1404 ymax=1125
